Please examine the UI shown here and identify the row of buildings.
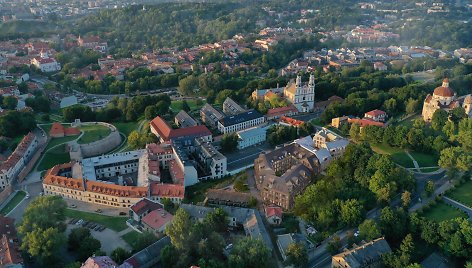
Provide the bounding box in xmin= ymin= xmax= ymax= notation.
xmin=0 ymin=132 xmax=38 ymax=191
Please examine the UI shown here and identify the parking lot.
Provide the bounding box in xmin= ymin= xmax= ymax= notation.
xmin=66 ymin=218 xmax=131 ymax=254
xmin=226 ymin=143 xmax=271 ymax=171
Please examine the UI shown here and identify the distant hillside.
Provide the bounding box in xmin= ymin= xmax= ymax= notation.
xmin=69 ymin=1 xmax=266 ymax=50
xmin=0 ymin=20 xmax=58 ymax=40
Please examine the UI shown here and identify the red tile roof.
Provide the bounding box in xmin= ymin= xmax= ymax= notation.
xmin=86 ymin=180 xmax=148 ymax=198
xmin=0 ymin=234 xmax=23 ymax=266
xmin=150 ymin=116 xmax=211 ymax=141
xmin=0 ymin=132 xmax=36 ymax=171
xmin=266 ymin=105 xmax=298 ymax=118
xmin=150 ymin=183 xmax=185 ymax=199
xmin=49 ymin=122 xmax=65 ymax=136
xmin=364 ymin=109 xmax=386 ymax=117
xmin=64 ymin=127 xmax=80 ymax=136
xmin=43 ymin=175 xmax=85 ymax=191
xmin=49 ymin=123 xmax=80 ymax=137
xmin=130 ymin=198 xmax=162 ymax=215
xmin=265 ymin=205 xmax=283 ymax=219
xmin=141 ymin=208 xmax=173 ymax=230
xmin=279 ymin=116 xmax=304 ymax=127
xmin=348 ymin=118 xmax=385 ymax=127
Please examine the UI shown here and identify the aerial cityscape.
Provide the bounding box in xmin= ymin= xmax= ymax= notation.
xmin=0 ymin=0 xmax=471 ymax=267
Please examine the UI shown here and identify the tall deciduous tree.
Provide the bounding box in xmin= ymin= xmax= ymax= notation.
xmin=165 ymin=208 xmax=192 ymax=251
xmin=358 ymin=219 xmax=381 ymax=241
xmin=286 ymin=242 xmax=308 ymax=268
xmin=228 ymin=238 xmax=270 ymax=268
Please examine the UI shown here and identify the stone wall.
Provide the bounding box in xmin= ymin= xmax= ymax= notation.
xmin=79 ymin=122 xmax=122 ymax=158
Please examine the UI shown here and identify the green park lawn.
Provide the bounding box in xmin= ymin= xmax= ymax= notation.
xmin=121 ymin=231 xmax=141 ymax=249
xmin=409 ymin=151 xmax=438 ymax=167
xmin=37 ymin=144 xmax=71 ymax=171
xmin=0 ymin=191 xmax=26 ymax=215
xmin=45 ymin=135 xmax=77 ymax=151
xmin=371 ymin=143 xmax=415 ymax=168
xmin=396 ymin=114 xmax=421 ymax=128
xmin=170 ymin=99 xmax=206 ymax=112
xmin=77 ymin=125 xmax=111 ymax=144
xmin=422 ymin=201 xmax=467 ymax=223
xmin=64 ymin=209 xmax=128 ymax=232
xmin=114 ymin=122 xmax=140 ymax=136
xmin=446 ymin=180 xmax=472 ymax=208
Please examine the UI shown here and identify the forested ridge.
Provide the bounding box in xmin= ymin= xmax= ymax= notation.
xmin=71 ymin=2 xmax=264 ymax=50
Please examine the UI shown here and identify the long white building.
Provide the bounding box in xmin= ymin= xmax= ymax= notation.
xmin=217 ymin=110 xmax=265 ymax=134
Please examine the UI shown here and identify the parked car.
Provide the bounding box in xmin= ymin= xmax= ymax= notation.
xmin=70 ymin=204 xmax=77 ymax=208
xmin=94 ymin=225 xmax=102 ymax=231
xmin=76 ymin=219 xmax=84 ymax=225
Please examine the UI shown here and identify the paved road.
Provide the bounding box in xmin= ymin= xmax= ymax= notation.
xmin=8 ymin=181 xmax=44 ymax=223
xmin=226 ymin=143 xmax=271 ymax=171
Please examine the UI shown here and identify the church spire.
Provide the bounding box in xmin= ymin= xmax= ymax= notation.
xmin=309 ymin=73 xmax=315 ymax=86
xmin=296 ymin=75 xmax=302 ymax=87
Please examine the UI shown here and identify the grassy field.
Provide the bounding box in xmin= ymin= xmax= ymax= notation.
xmin=0 ymin=191 xmax=26 ymax=215
xmin=371 ymin=143 xmax=414 ymax=168
xmin=45 ymin=135 xmax=77 ymax=151
xmin=409 ymin=151 xmax=438 ymax=167
xmin=77 ymin=125 xmax=111 ymax=144
xmin=114 ymin=122 xmax=140 ymax=136
xmin=422 ymin=201 xmax=467 ymax=222
xmin=121 ymin=231 xmax=141 ymax=249
xmin=170 ymin=99 xmax=206 ymax=112
xmin=396 ymin=115 xmax=421 ymax=128
xmin=37 ymin=144 xmax=71 ymax=171
xmin=446 ymin=180 xmax=472 ymax=208
xmin=64 ymin=209 xmax=128 ymax=232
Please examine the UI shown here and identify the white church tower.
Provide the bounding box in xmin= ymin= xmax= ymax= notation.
xmin=284 ymin=73 xmax=315 ymax=113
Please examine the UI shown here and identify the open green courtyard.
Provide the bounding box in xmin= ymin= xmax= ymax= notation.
xmin=0 ymin=191 xmax=26 ymax=215
xmin=170 ymin=99 xmax=206 ymax=112
xmin=422 ymin=200 xmax=467 ymax=223
xmin=371 ymin=143 xmax=414 ymax=168
xmin=409 ymin=151 xmax=438 ymax=167
xmin=114 ymin=122 xmax=140 ymax=136
xmin=37 ymin=144 xmax=71 ymax=171
xmin=446 ymin=180 xmax=472 ymax=208
xmin=371 ymin=142 xmax=438 ymax=169
xmin=77 ymin=124 xmax=111 ymax=144
xmin=65 ymin=208 xmax=128 ymax=232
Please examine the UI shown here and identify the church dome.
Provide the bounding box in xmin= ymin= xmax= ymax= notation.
xmin=433 ymin=78 xmax=454 ymax=97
